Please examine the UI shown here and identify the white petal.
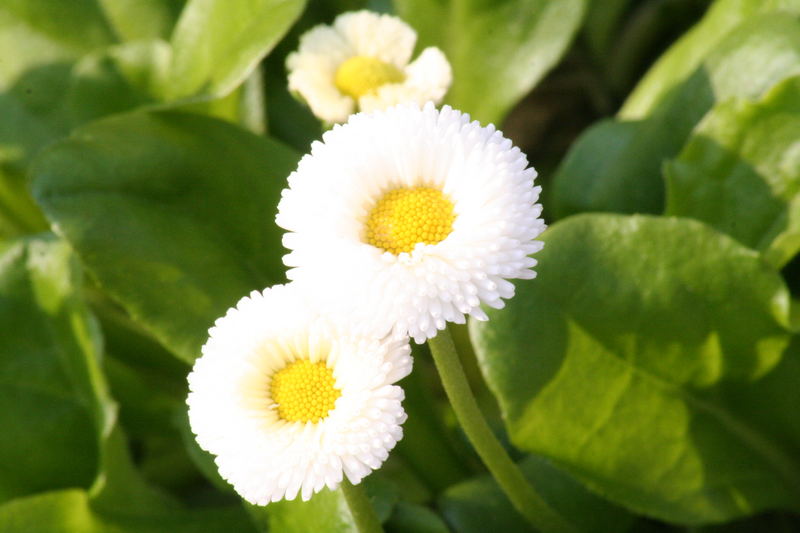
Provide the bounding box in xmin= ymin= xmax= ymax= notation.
xmin=287 ymin=25 xmax=355 ymax=123
xmin=333 ymin=11 xmax=416 ymax=66
xmin=276 ymin=103 xmax=545 ymax=342
xmin=360 ymin=47 xmax=452 ymax=111
xmin=186 ymin=283 xmax=411 ymax=505
xmin=287 ymin=11 xmax=451 ymax=123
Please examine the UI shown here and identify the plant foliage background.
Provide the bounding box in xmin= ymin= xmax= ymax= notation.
xmin=1 ymin=0 xmax=799 ymax=531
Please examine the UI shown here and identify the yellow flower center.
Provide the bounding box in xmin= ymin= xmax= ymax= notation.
xmin=270 ymin=359 xmax=341 ymax=423
xmin=335 ymin=56 xmax=405 ymax=99
xmin=365 ymin=186 xmax=456 ymax=255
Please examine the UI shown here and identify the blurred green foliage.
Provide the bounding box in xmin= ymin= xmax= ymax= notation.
xmin=0 ymin=0 xmax=799 ymax=531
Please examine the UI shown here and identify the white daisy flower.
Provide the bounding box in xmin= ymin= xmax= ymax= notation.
xmin=187 ymin=283 xmax=412 ymax=504
xmin=287 ymin=10 xmax=452 ymax=124
xmin=276 ymin=103 xmax=545 ymax=343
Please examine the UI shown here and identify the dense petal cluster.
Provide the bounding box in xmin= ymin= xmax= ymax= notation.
xmin=187 ymin=284 xmax=412 ymax=504
xmin=287 ymin=11 xmax=451 ymax=123
xmin=277 ymin=103 xmax=545 ymax=343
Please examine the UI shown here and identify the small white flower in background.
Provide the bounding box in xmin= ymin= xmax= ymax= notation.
xmin=277 ymin=103 xmax=545 ymax=343
xmin=287 ymin=10 xmax=451 ymax=124
xmin=187 ymin=284 xmax=411 ymax=504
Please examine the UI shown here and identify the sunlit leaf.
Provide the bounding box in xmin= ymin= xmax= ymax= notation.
xmin=98 ymin=0 xmax=185 ymax=42
xmin=0 ymin=489 xmax=255 ymax=533
xmin=167 ymin=0 xmax=306 ymax=100
xmin=262 ymin=479 xmax=396 ymax=533
xmin=471 ymin=214 xmax=799 ymax=523
xmin=393 ymin=0 xmax=587 ymax=125
xmin=31 ymin=111 xmax=299 ymax=361
xmin=0 ymin=236 xmax=102 ymax=502
xmin=552 ymin=14 xmax=800 ymax=217
xmin=620 ymin=0 xmax=800 ymax=119
xmin=666 ymin=76 xmax=800 ymax=269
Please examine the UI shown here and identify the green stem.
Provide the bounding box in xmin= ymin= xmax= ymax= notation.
xmin=340 ymin=479 xmax=384 ymax=533
xmin=427 ymin=327 xmax=577 ymax=533
xmin=240 ymin=66 xmax=267 ymax=135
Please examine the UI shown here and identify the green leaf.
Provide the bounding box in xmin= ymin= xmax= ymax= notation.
xmin=98 ymin=0 xmax=185 ymax=42
xmin=470 ymin=214 xmax=799 ymax=524
xmin=90 ymin=292 xmax=202 ymax=494
xmin=0 ymin=233 xmax=191 ymax=515
xmin=0 ymin=1 xmax=115 ymax=58
xmin=0 ymin=489 xmax=256 ymax=533
xmin=393 ymin=0 xmax=588 ymax=125
xmin=0 ymin=4 xmax=171 ymax=237
xmin=620 ymin=0 xmax=800 ymax=120
xmin=551 ymin=14 xmax=800 ymax=217
xmin=0 ymin=235 xmax=251 ymax=527
xmin=665 ymin=76 xmax=800 ymax=269
xmin=66 ymin=40 xmax=173 ymax=124
xmin=0 ymin=235 xmax=102 ymax=502
xmin=0 ymin=168 xmax=48 ymax=238
xmin=385 ymin=501 xmax=449 ymax=533
xmin=262 ymin=479 xmax=395 ymax=533
xmin=167 ymin=0 xmax=306 ymax=100
xmin=717 ymin=335 xmax=800 ymax=474
xmin=31 ymin=111 xmax=299 ymax=361
xmin=263 ymin=489 xmax=358 ymax=533
xmin=93 ymin=294 xmax=189 ymax=441
xmin=439 ymin=455 xmax=633 ymax=533
xmin=0 ymin=0 xmax=118 ymax=169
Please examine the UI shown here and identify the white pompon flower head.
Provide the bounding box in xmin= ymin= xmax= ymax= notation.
xmin=187 ymin=284 xmax=412 ymax=504
xmin=277 ymin=103 xmax=546 ymax=343
xmin=287 ymin=10 xmax=451 ymax=123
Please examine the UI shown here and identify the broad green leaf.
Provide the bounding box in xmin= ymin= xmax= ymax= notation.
xmin=689 ymin=341 xmax=800 ymax=528
xmin=94 ymin=295 xmax=189 ymax=441
xmin=0 ymin=235 xmax=102 ymax=502
xmin=393 ymin=0 xmax=588 ymax=125
xmin=0 ymin=168 xmax=48 ymax=238
xmin=167 ymin=0 xmax=306 ymax=100
xmin=0 ymin=234 xmax=189 ymax=514
xmin=552 ymin=14 xmax=800 ymax=218
xmin=264 ymin=479 xmax=395 ymax=533
xmin=0 ymin=489 xmax=256 ymax=533
xmin=385 ymin=501 xmax=449 ymax=533
xmin=0 ymin=235 xmax=247 ymax=523
xmin=99 ymin=0 xmax=185 ymax=42
xmin=439 ymin=455 xmax=633 ymax=533
xmin=620 ymin=0 xmax=800 ymax=120
xmin=666 ymin=76 xmax=800 ymax=269
xmin=0 ymin=3 xmax=169 ymax=238
xmin=31 ymin=111 xmax=299 ymax=361
xmin=470 ymin=214 xmax=799 ymax=524
xmin=265 ymin=489 xmax=358 ymax=533
xmin=66 ymin=40 xmax=173 ymax=124
xmin=0 ymin=1 xmax=115 ymax=62
xmin=98 ymin=315 xmax=199 ymax=494
xmin=0 ymin=0 xmax=117 ymax=168
xmin=717 ymin=335 xmax=800 ymax=472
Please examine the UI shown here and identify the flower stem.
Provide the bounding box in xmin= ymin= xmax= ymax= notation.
xmin=427 ymin=326 xmax=577 ymax=533
xmin=340 ymin=479 xmax=384 ymax=533
xmin=240 ymin=66 xmax=266 ymax=135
